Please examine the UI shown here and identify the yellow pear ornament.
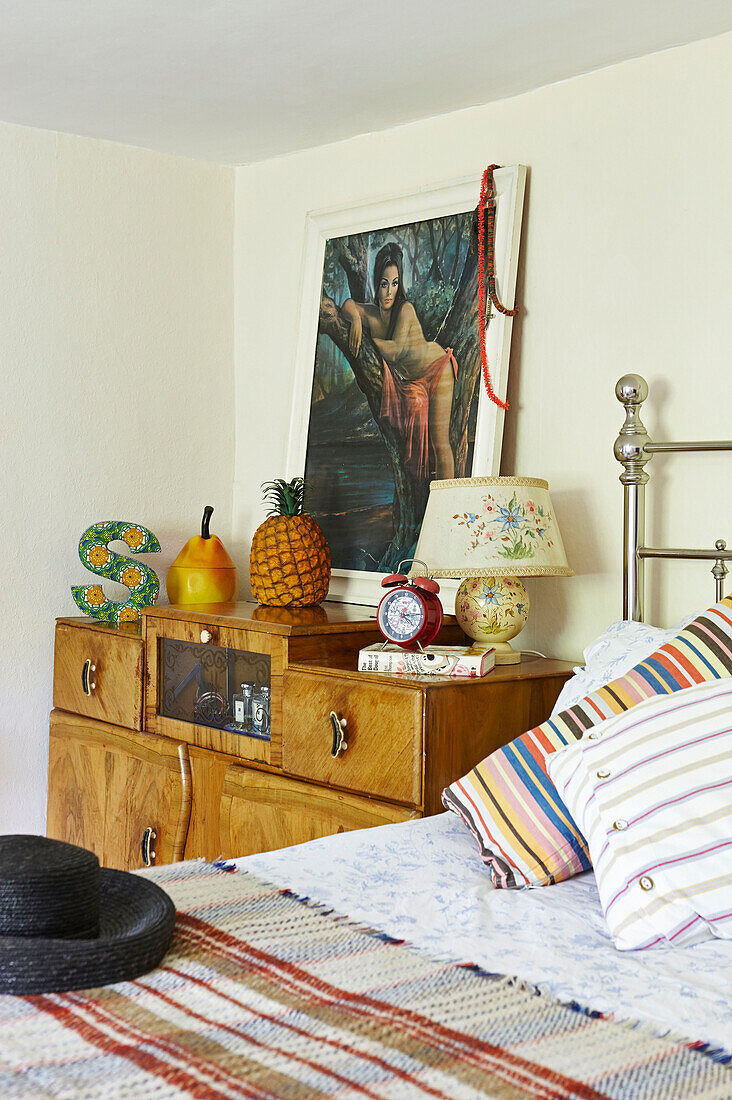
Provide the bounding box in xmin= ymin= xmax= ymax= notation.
xmin=166 ymin=506 xmax=239 ymax=606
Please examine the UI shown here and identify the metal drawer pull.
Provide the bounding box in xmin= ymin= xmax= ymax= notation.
xmin=329 ymin=711 xmax=348 ymax=758
xmin=81 ymin=658 xmax=97 ymax=697
xmin=141 ymin=827 xmax=157 ymax=867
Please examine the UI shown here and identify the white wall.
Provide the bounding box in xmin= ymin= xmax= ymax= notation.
xmin=0 ymin=123 xmax=235 ymax=833
xmin=233 ymin=32 xmax=732 ymax=656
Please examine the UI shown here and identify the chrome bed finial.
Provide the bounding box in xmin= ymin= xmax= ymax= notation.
xmin=614 ymin=375 xmax=652 ymax=485
xmin=614 ymin=375 xmax=652 ymax=621
xmin=615 ymin=374 xmax=648 ymax=405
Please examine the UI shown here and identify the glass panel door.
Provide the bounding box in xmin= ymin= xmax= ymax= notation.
xmin=159 ymin=638 xmax=271 ymax=742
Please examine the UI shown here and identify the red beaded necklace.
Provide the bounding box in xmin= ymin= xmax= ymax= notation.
xmin=477 ymin=165 xmax=519 ymax=410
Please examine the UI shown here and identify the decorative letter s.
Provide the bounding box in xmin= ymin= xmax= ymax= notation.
xmin=71 ymin=521 xmax=161 ymax=624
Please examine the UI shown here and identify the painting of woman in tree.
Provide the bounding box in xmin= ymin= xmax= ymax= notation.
xmin=303 ymin=206 xmax=492 ymax=575
xmin=342 ymin=242 xmax=458 ymax=481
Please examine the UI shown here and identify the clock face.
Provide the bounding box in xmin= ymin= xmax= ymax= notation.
xmin=378 ymin=589 xmax=426 ymax=643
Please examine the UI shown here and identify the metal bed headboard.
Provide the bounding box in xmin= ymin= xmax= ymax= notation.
xmin=614 ymin=374 xmax=732 ymax=622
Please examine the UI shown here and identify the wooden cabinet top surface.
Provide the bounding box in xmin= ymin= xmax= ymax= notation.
xmin=57 ymin=602 xmax=384 ymax=638
xmin=288 ymin=654 xmax=575 ymax=690
xmin=60 ymin=601 xmax=458 ymax=638
xmin=55 ymin=617 xmax=143 ymax=640
xmin=142 ymin=600 xmax=384 ymax=635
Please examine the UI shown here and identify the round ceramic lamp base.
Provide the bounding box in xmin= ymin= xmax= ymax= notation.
xmin=454 ymin=576 xmax=529 ymax=664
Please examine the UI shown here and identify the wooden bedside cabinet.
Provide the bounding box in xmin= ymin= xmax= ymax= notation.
xmin=47 ymin=602 xmax=573 ymax=870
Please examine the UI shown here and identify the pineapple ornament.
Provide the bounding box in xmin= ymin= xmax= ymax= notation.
xmin=249 ymin=478 xmax=331 ymax=607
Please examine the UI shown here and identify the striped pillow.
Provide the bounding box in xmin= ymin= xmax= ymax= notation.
xmin=547 ymin=677 xmax=732 ymax=949
xmin=442 ymin=596 xmax=732 ymax=889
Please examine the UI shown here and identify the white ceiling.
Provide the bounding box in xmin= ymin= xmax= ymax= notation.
xmin=1 ymin=0 xmax=731 ymax=165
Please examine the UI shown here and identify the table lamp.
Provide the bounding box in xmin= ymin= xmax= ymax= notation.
xmin=414 ymin=476 xmax=572 ymax=663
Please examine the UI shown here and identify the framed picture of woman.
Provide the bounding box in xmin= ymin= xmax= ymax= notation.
xmin=287 ymin=167 xmax=526 ymax=604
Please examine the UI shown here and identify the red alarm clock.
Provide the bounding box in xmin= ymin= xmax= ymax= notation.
xmin=377 ymin=559 xmax=443 ymax=650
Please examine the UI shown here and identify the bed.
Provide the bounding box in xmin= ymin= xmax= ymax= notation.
xmin=2 ymin=375 xmax=731 ymax=1099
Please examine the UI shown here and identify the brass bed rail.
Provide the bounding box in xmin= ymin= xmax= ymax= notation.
xmin=614 ymin=374 xmax=732 ymax=622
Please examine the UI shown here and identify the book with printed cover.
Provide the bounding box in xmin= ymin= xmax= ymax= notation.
xmin=358 ymin=644 xmax=495 ymax=677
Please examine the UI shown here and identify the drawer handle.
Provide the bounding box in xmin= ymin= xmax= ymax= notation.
xmin=141 ymin=827 xmax=157 ymax=867
xmin=81 ymin=658 xmax=97 ymax=697
xmin=200 ymin=629 xmax=213 ymax=644
xmin=329 ymin=711 xmax=348 ymax=758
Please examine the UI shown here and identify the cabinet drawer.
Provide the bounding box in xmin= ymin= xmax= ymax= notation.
xmin=282 ymin=670 xmax=423 ymax=805
xmin=184 ymin=751 xmax=418 ymax=861
xmin=53 ymin=623 xmax=143 ymax=730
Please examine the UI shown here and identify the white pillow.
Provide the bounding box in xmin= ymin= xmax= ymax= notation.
xmin=551 ymin=615 xmax=694 ymax=716
xmin=547 ymin=677 xmax=732 ymax=951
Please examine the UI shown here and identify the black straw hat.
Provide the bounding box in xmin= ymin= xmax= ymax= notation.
xmin=0 ymin=835 xmax=176 ymax=994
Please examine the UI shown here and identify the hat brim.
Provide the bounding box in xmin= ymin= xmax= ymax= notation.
xmin=0 ymin=869 xmax=176 ymax=995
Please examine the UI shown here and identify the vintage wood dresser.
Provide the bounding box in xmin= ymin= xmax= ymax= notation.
xmin=48 ymin=602 xmax=573 ymax=870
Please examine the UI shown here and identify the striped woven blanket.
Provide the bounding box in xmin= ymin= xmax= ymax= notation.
xmin=0 ymin=861 xmax=728 ymax=1099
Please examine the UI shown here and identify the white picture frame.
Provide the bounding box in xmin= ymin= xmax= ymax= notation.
xmin=286 ymin=166 xmax=526 ymax=606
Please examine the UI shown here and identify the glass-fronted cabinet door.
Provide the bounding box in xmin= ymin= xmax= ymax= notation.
xmin=143 ymin=613 xmax=285 ymax=766
xmin=160 ymin=638 xmax=271 ymax=739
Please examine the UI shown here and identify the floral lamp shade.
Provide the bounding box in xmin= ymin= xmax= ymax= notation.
xmin=415 ymin=477 xmax=572 ymax=577
xmin=414 ymin=477 xmax=572 ymax=663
